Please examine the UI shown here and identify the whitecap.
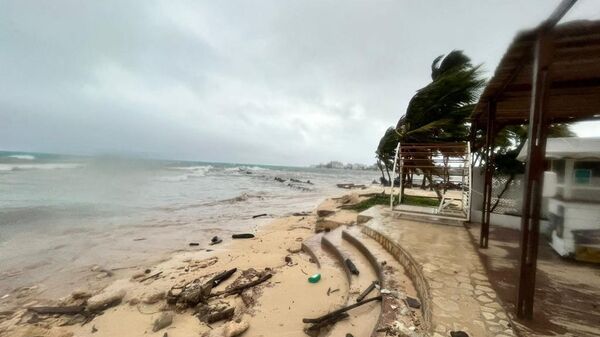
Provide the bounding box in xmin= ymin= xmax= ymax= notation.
xmin=0 ymin=163 xmax=84 ymax=171
xmin=7 ymin=155 xmax=35 ymax=160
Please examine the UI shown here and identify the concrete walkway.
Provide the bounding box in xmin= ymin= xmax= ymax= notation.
xmin=467 ymin=224 xmax=600 ymax=337
xmin=359 ymin=206 xmax=516 ymax=337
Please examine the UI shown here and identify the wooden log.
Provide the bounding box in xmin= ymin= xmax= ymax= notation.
xmin=209 ymin=268 xmax=237 ymax=288
xmin=356 ymin=281 xmax=378 ymax=302
xmin=210 ymin=273 xmax=272 ymax=298
xmin=28 ymin=306 xmax=85 ymax=315
xmin=252 ymin=213 xmax=267 ymax=218
xmin=302 ymin=295 xmax=382 ymax=324
xmin=232 ymin=233 xmax=255 ymax=239
xmin=306 ymin=312 xmax=349 ymax=331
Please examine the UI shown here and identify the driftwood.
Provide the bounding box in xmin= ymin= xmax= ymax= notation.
xmin=252 ymin=213 xmax=268 ymax=219
xmin=303 ymin=295 xmax=382 ymax=324
xmin=139 ymin=271 xmax=162 ymax=283
xmin=28 ymin=306 xmax=85 ymax=315
xmin=210 ymin=273 xmax=272 ymax=298
xmin=232 ymin=233 xmax=255 ymax=239
xmin=356 ymin=281 xmax=379 ymax=302
xmin=180 ymin=282 xmax=212 ymax=306
xmin=306 ymin=312 xmax=349 ymax=331
xmin=209 ymin=268 xmax=237 ymax=288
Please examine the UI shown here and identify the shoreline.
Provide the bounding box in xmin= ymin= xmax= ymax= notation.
xmin=0 ymin=190 xmax=377 ymax=337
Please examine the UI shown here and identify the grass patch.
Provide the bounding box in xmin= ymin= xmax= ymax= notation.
xmin=345 ymin=193 xmax=440 ymax=212
xmin=345 ymin=194 xmax=392 ymax=212
xmin=402 ymin=195 xmax=440 ymax=207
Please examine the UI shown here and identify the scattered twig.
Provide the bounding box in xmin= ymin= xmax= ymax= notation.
xmin=139 ymin=271 xmax=162 ymax=283
xmin=303 ymin=295 xmax=382 ymax=324
xmin=356 ymin=281 xmax=379 ymax=302
xmin=210 ymin=273 xmax=272 ymax=298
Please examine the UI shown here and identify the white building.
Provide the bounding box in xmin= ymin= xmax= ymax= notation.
xmin=518 ymin=137 xmax=600 ymax=262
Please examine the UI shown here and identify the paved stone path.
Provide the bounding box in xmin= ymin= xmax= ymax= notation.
xmin=359 ymin=206 xmax=516 ymax=337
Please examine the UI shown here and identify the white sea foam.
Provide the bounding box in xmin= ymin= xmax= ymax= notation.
xmin=0 ymin=163 xmax=84 ymax=171
xmin=7 ymin=155 xmax=36 ymax=160
xmin=159 ymin=165 xmax=213 ymax=181
xmin=224 ymin=166 xmax=269 ymax=173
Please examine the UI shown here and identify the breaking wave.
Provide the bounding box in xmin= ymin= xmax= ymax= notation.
xmin=0 ymin=163 xmax=84 ymax=172
xmin=7 ymin=155 xmax=35 ymax=160
xmin=159 ymin=165 xmax=213 ymax=182
xmin=224 ymin=166 xmax=270 ymax=173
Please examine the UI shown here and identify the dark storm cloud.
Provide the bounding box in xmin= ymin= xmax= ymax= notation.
xmin=1 ymin=1 xmax=598 ymax=165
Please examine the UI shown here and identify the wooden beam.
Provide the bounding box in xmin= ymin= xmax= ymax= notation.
xmin=480 ymin=100 xmax=496 ymax=249
xmin=516 ymin=30 xmax=554 ymax=320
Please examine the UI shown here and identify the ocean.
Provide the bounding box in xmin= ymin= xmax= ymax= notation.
xmin=0 ymin=151 xmax=378 ymax=299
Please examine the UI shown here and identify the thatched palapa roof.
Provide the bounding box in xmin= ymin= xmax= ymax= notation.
xmin=472 ymin=20 xmax=600 ymax=127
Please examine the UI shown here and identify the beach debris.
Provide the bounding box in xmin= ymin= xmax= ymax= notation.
xmin=327 ymin=288 xmax=339 ymax=296
xmin=303 ymin=295 xmax=382 ymax=324
xmin=86 ymin=289 xmax=126 ymax=312
xmin=292 ymin=211 xmax=311 ymax=216
xmin=284 ymin=256 xmax=293 ymax=265
xmin=252 ymin=213 xmax=268 ymax=218
xmin=305 ymin=313 xmax=349 ymax=335
xmin=231 ymin=233 xmax=255 ymax=239
xmin=92 ymin=325 xmax=98 ymax=333
xmin=27 ymin=305 xmax=85 ymax=315
xmin=209 ymin=268 xmax=237 ymax=288
xmin=450 ymin=331 xmax=469 ymax=337
xmin=197 ymin=304 xmax=235 ymax=323
xmin=189 ymin=242 xmax=200 ymax=246
xmin=152 ymin=311 xmax=174 ymax=332
xmin=404 ymin=296 xmax=421 ymax=309
xmin=356 ymin=281 xmax=379 ymax=302
xmin=180 ymin=282 xmax=213 ymax=306
xmin=139 ymin=271 xmax=163 ymax=283
xmin=308 ymin=273 xmax=321 ymax=284
xmin=346 ymin=334 xmax=354 ymax=337
xmin=210 ymin=236 xmax=223 ymax=245
xmin=210 ymin=271 xmax=272 ymax=298
xmin=345 ymin=258 xmax=360 ymax=276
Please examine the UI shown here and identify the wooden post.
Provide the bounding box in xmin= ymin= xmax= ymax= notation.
xmin=516 ymin=31 xmax=553 ymax=319
xmin=480 ymin=100 xmax=496 ymax=248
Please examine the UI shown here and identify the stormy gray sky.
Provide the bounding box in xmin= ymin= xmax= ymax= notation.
xmin=1 ymin=1 xmax=599 ymax=166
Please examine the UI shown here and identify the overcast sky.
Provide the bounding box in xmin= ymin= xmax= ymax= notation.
xmin=1 ymin=1 xmax=599 ymax=166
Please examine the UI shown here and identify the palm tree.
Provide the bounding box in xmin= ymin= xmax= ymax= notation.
xmin=375 ymin=126 xmax=400 ymax=185
xmin=388 ymin=50 xmax=485 ymax=199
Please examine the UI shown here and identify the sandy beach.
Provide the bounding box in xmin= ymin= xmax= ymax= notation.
xmin=0 ymin=188 xmax=422 ymax=337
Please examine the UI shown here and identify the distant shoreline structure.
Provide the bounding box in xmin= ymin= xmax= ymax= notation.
xmin=311 ymin=160 xmax=377 ymax=170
